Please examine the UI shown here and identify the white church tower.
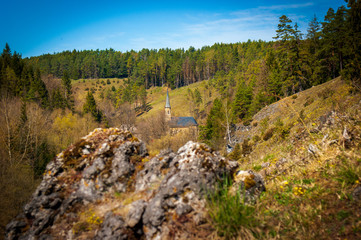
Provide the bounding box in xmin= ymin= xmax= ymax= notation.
xmin=165 ymin=88 xmax=171 ymax=121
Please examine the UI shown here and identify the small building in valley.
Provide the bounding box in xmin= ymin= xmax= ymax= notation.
xmin=165 ymin=89 xmax=198 ymax=134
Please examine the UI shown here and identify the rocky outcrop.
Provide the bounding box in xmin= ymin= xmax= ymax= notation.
xmin=5 ymin=128 xmax=264 ymax=240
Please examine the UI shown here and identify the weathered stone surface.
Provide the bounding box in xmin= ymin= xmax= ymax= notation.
xmin=126 ymin=200 xmax=147 ymax=228
xmin=95 ymin=213 xmax=128 ymax=240
xmin=232 ymin=170 xmax=266 ymax=203
xmin=5 ymin=128 xmax=261 ymax=240
xmin=308 ymin=143 xmax=320 ymax=156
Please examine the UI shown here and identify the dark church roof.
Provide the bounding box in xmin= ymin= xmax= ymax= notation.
xmin=169 ymin=117 xmax=198 ymax=128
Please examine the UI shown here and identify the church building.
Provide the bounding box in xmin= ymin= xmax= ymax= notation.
xmin=164 ymin=89 xmax=198 ymax=133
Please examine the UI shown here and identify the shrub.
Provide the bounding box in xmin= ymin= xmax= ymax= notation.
xmin=263 ymin=127 xmax=274 ymax=141
xmin=252 ymin=135 xmax=260 ymax=143
xmin=304 ymin=97 xmax=314 ymax=107
xmin=228 ymin=143 xmax=241 ymax=161
xmin=243 ymin=119 xmax=251 ymax=126
xmin=274 ymin=118 xmax=291 ymax=139
xmin=242 ymin=139 xmax=252 ymax=156
xmin=260 ymin=117 xmax=269 ymax=134
xmin=253 ymin=165 xmax=262 ymax=171
xmin=106 ymin=79 xmax=111 ymax=84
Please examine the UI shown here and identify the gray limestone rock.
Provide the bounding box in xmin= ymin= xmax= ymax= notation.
xmin=5 ymin=130 xmax=256 ymax=240
xmin=95 ymin=212 xmax=128 ymax=240
xmin=126 ymin=200 xmax=147 ymax=228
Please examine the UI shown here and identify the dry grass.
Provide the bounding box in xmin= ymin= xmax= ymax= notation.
xmin=72 ymin=78 xmax=125 ymax=112
xmin=229 ymin=77 xmax=361 ymax=239
xmin=139 ymin=80 xmax=220 ymax=125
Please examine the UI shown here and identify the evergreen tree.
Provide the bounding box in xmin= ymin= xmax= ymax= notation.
xmin=34 ymin=68 xmax=49 ymax=107
xmin=199 ymin=98 xmax=224 ymax=147
xmin=232 ymin=81 xmax=253 ymax=120
xmin=83 ymin=91 xmax=102 ymax=122
xmin=51 ymin=88 xmax=66 ymax=109
xmin=343 ymin=0 xmax=361 ymax=89
xmin=273 ymin=15 xmax=295 ymax=42
xmin=194 ymin=88 xmax=202 ymax=105
xmin=61 ymin=70 xmax=74 ymax=109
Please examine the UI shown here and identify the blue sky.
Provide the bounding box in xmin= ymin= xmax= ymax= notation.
xmin=1 ymin=0 xmax=345 ymax=58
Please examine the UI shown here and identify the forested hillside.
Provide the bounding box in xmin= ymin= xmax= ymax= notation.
xmin=28 ymin=1 xmax=360 ymax=95
xmin=0 ymin=0 xmax=360 ymax=238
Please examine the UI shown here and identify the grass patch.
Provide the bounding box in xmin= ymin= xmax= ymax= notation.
xmin=207 ymin=177 xmax=258 ymax=240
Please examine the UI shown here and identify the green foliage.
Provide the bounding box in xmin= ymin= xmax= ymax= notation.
xmin=241 ymin=139 xmax=252 ymax=156
xmin=232 ymin=81 xmax=253 ymax=120
xmin=336 ymin=162 xmax=360 ymax=185
xmin=0 ymin=44 xmax=49 ymax=106
xmin=263 ymin=127 xmax=275 ymax=141
xmin=51 ymin=88 xmax=66 ymax=109
xmin=83 ymin=91 xmax=102 ymax=122
xmin=342 ymin=0 xmax=361 ymax=89
xmin=207 ymin=177 xmax=257 ymax=239
xmin=253 ymin=165 xmax=262 ymax=171
xmin=198 ymin=98 xmax=224 ymax=148
xmin=260 ymin=117 xmax=269 ymax=134
xmin=228 ymin=143 xmax=241 ymax=160
xmin=193 ymin=88 xmax=202 ymax=105
xmin=61 ymin=70 xmax=74 ymax=110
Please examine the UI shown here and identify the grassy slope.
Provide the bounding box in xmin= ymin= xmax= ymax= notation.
xmin=137 ymin=80 xmax=219 ymax=124
xmin=71 ymin=78 xmax=218 ymax=125
xmin=72 ymin=78 xmax=124 ymax=112
xmin=69 ymin=77 xmax=361 ymax=239
xmin=232 ymin=77 xmax=361 ymax=239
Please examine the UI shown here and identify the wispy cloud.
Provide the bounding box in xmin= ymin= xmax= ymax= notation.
xmin=27 ymin=1 xmax=323 ymax=55
xmin=259 ymin=2 xmax=314 ymax=10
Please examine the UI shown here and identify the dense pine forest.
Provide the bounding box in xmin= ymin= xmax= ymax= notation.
xmin=0 ymin=0 xmax=360 ymax=237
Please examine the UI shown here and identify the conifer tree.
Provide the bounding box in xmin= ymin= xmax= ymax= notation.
xmin=232 ymin=81 xmax=253 ymax=120
xmin=343 ymin=0 xmax=361 ymax=89
xmin=199 ymin=98 xmax=224 ymax=147
xmin=83 ymin=91 xmax=102 ymax=122
xmin=61 ymin=70 xmax=74 ymax=109
xmin=34 ymin=68 xmax=49 ymax=107
xmin=51 ymin=88 xmax=66 ymax=109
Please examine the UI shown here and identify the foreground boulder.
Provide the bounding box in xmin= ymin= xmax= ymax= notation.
xmin=5 ymin=128 xmax=263 ymax=239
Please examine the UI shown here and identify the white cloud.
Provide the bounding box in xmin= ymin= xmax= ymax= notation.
xmin=259 ymin=2 xmax=314 ymax=10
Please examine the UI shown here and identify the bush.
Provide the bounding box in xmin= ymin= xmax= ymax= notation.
xmin=228 ymin=143 xmax=241 ymax=160
xmin=263 ymin=127 xmax=274 ymax=141
xmin=242 ymin=139 xmax=252 ymax=156
xmin=252 ymin=135 xmax=261 ymax=143
xmin=106 ymin=79 xmax=111 ymax=84
xmin=260 ymin=117 xmax=269 ymax=134
xmin=304 ymin=97 xmax=314 ymax=107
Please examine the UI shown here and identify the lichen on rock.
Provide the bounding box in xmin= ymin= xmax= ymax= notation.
xmin=5 ymin=128 xmax=263 ymax=240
